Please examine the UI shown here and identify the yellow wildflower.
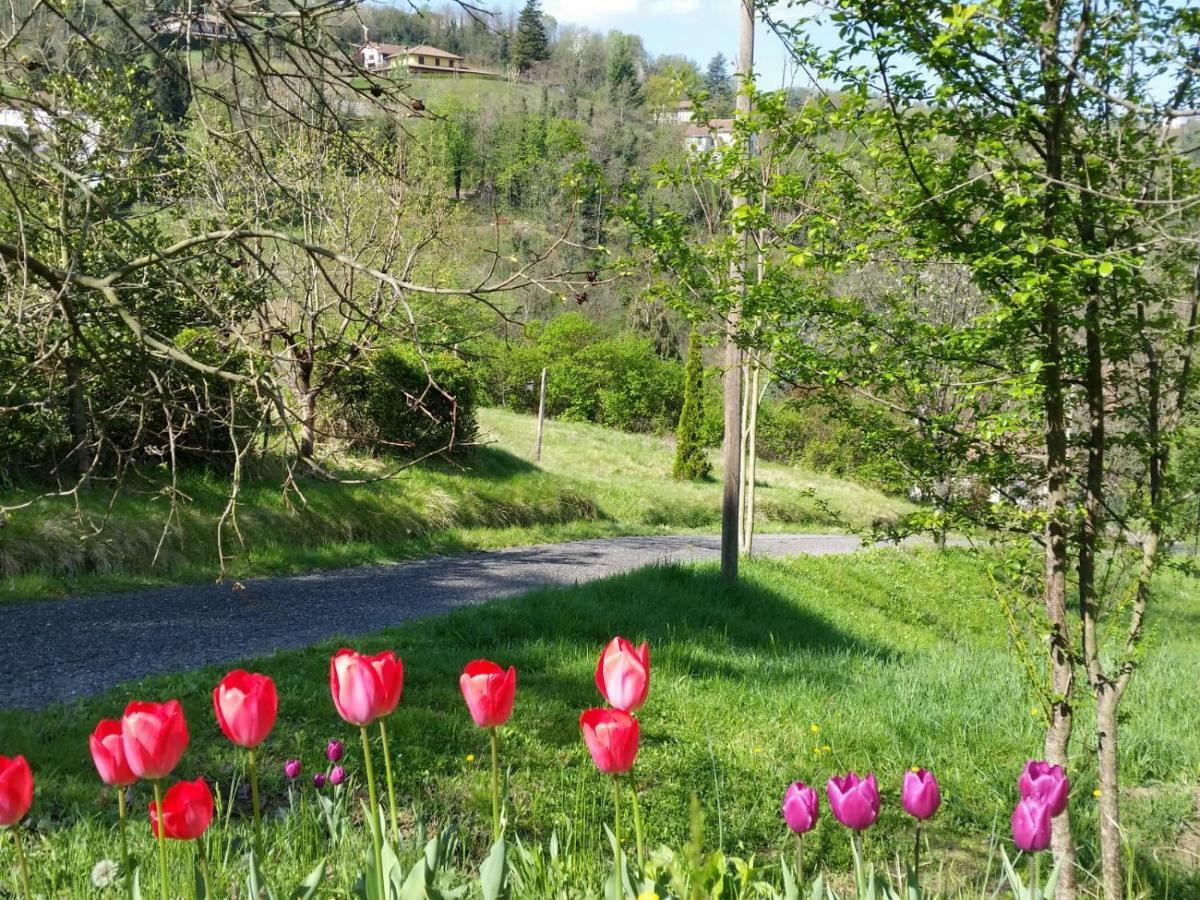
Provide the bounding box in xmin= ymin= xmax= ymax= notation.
xmin=466 ymin=754 xmax=476 ymax=763
xmin=810 ymin=724 xmax=820 ymax=734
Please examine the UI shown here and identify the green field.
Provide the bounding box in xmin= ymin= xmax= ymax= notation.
xmin=0 ymin=408 xmax=908 ymax=602
xmin=1 ymin=549 xmax=1196 ymax=896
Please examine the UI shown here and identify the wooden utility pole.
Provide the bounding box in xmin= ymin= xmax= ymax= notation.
xmin=721 ymin=0 xmax=755 ymax=582
xmin=534 ymin=367 xmax=547 ymax=462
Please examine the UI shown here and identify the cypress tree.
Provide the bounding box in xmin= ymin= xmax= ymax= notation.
xmin=512 ymin=0 xmax=550 ymax=75
xmin=673 ymin=333 xmax=711 ymax=480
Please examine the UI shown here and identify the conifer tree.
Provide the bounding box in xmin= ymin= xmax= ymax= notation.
xmin=673 ymin=333 xmax=710 ymax=481
xmin=511 ymin=0 xmax=549 ymax=75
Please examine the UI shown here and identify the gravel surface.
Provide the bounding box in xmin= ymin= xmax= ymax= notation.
xmin=0 ymin=533 xmax=863 ymax=710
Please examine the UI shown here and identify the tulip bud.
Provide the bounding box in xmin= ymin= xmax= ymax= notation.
xmin=826 ymin=771 xmax=880 ymax=832
xmin=580 ymin=708 xmax=640 ymax=775
xmin=595 ymin=637 xmax=650 ymax=713
xmin=213 ymin=670 xmax=278 ymax=749
xmin=0 ymin=755 xmax=33 ymax=827
xmin=1011 ymin=796 xmax=1052 ymax=852
xmin=329 ymin=649 xmax=403 ymax=726
xmin=313 ymin=772 xmax=326 ymax=789
xmin=901 ymin=768 xmax=941 ymax=821
xmin=120 ymin=700 xmax=189 ymax=781
xmin=329 ymin=765 xmax=346 ymax=786
xmin=283 ymin=759 xmax=301 ymax=780
xmin=326 ymin=740 xmax=344 ymax=762
xmin=460 ymin=660 xmax=517 ymax=728
xmin=89 ymin=720 xmax=137 ymax=788
xmin=781 ymin=781 xmax=819 ymax=834
xmin=1018 ymin=760 xmax=1069 ymax=817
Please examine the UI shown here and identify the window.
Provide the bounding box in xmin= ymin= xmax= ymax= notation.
xmin=418 ymin=55 xmax=425 ymax=65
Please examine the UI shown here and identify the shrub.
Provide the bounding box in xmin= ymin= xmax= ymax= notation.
xmin=673 ymin=333 xmax=711 ymax=480
xmin=339 ymin=345 xmax=478 ymax=455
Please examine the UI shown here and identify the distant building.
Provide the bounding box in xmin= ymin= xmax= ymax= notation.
xmin=684 ymin=118 xmax=735 ymax=152
xmin=155 ymin=13 xmax=244 ymax=41
xmin=355 ymin=30 xmax=501 ymax=79
xmin=665 ymin=99 xmax=694 ymax=124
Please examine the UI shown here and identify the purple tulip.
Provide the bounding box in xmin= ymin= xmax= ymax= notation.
xmin=283 ymin=758 xmax=301 ymax=780
xmin=781 ymin=781 xmax=819 ymax=834
xmin=312 ymin=772 xmax=327 ymax=789
xmin=1011 ymin=796 xmax=1052 ymax=852
xmin=326 ymin=739 xmax=345 ymax=763
xmin=826 ymin=771 xmax=880 ymax=831
xmin=329 ymin=765 xmax=346 ymax=786
xmin=901 ymin=768 xmax=941 ymax=821
xmin=1018 ymin=760 xmax=1069 ymax=817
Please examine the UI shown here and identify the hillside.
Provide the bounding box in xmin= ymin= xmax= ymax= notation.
xmin=0 ymin=409 xmax=909 ymax=602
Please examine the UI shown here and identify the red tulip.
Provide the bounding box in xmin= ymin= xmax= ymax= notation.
xmin=580 ymin=708 xmax=640 ymax=775
xmin=595 ymin=637 xmax=650 ymax=713
xmin=89 ymin=720 xmax=137 ymax=787
xmin=460 ymin=660 xmax=517 ymax=728
xmin=121 ymin=700 xmax=188 ymax=780
xmin=148 ymin=778 xmax=213 ymax=841
xmin=330 ymin=649 xmax=403 ymax=726
xmin=0 ymin=756 xmax=33 ymax=826
xmin=213 ymin=670 xmax=278 ymax=748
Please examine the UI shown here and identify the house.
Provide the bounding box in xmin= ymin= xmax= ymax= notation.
xmin=155 ymin=13 xmax=244 ymax=41
xmin=355 ymin=30 xmax=501 ymax=79
xmin=684 ymin=118 xmax=735 ymax=152
xmin=666 ymin=99 xmax=694 ymax=124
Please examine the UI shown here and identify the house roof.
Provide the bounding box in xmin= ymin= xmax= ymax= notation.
xmin=683 ymin=118 xmax=734 ymax=137
xmin=406 ymin=45 xmax=464 ymax=60
xmin=674 ymin=99 xmax=694 ymax=108
xmin=361 ymin=41 xmax=406 ymax=57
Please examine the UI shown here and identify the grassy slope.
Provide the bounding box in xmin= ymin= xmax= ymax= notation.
xmin=0 ymin=409 xmax=907 ymax=602
xmin=2 ymin=550 xmax=1196 ymax=895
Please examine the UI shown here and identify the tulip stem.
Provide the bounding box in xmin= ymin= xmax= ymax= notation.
xmin=378 ymin=719 xmax=400 ymax=848
xmin=247 ymin=748 xmax=263 ymax=859
xmin=795 ymin=833 xmax=804 ymax=884
xmin=489 ymin=727 xmax=502 ymax=842
xmin=359 ymin=726 xmax=385 ymax=896
xmin=912 ymin=821 xmax=921 ymax=890
xmin=611 ymin=776 xmax=624 ymax=900
xmin=196 ymin=837 xmax=213 ymax=899
xmin=153 ymin=781 xmax=170 ymax=900
xmin=628 ymin=775 xmax=644 ymax=865
xmin=117 ymin=788 xmax=132 ymax=900
xmin=10 ymin=825 xmax=32 ymax=900
xmin=1030 ymin=851 xmax=1041 ymax=900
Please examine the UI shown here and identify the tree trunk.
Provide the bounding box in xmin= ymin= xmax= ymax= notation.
xmin=296 ymin=357 xmax=316 ymax=461
xmin=1041 ymin=295 xmax=1078 ymax=899
xmin=1096 ymin=686 xmax=1122 ymax=898
xmin=721 ymin=0 xmax=754 ymax=583
xmin=64 ymin=352 xmax=90 ymax=483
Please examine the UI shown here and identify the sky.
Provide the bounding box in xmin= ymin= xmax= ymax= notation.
xmin=533 ymin=0 xmax=820 ymax=89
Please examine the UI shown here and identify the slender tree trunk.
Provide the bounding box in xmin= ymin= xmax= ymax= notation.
xmin=296 ymin=357 xmax=316 ymax=461
xmin=722 ymin=0 xmax=754 ymax=582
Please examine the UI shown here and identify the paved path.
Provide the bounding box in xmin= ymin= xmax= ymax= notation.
xmin=0 ymin=533 xmax=864 ymax=710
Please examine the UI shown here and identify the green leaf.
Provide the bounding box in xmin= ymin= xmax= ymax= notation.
xmin=289 ymin=860 xmax=327 ymax=900
xmin=1098 ymin=259 xmax=1114 ymax=277
xmin=480 ymin=837 xmax=507 ymax=900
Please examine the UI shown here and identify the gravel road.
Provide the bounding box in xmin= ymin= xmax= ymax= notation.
xmin=0 ymin=533 xmax=864 ymax=710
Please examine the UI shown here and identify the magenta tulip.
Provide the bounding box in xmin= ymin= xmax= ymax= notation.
xmin=1018 ymin=760 xmax=1069 ymax=817
xmin=326 ymin=739 xmax=344 ymax=762
xmin=329 ymin=765 xmax=346 ymax=786
xmin=901 ymin=768 xmax=941 ymax=820
xmin=781 ymin=781 xmax=819 ymax=834
xmin=826 ymin=771 xmax=880 ymax=831
xmin=284 ymin=759 xmax=301 ymax=780
xmin=1011 ymin=796 xmax=1052 ymax=852
xmin=595 ymin=637 xmax=650 ymax=713
xmin=313 ymin=772 xmax=326 ymax=789
xmin=460 ymin=660 xmax=517 ymax=728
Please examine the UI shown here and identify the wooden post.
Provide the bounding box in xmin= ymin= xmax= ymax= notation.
xmin=722 ymin=0 xmax=755 ymax=583
xmin=534 ymin=367 xmax=547 ymax=462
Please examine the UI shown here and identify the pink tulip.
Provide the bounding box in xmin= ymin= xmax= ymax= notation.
xmin=1011 ymin=796 xmax=1052 ymax=852
xmin=826 ymin=771 xmax=880 ymax=831
xmin=121 ymin=700 xmax=188 ymax=780
xmin=1018 ymin=760 xmax=1069 ymax=817
xmin=284 ymin=759 xmax=301 ymax=779
xmin=213 ymin=670 xmax=278 ymax=749
xmin=595 ymin=637 xmax=650 ymax=713
xmin=329 ymin=649 xmax=403 ymax=726
xmin=89 ymin=720 xmax=137 ymax=787
xmin=330 ymin=765 xmax=346 ymax=786
xmin=460 ymin=660 xmax=517 ymax=728
xmin=781 ymin=781 xmax=819 ymax=834
xmin=580 ymin=708 xmax=640 ymax=775
xmin=901 ymin=768 xmax=941 ymax=820
xmin=326 ymin=740 xmax=344 ymax=762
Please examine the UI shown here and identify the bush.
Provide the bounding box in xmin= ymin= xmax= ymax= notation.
xmin=549 ymin=336 xmax=683 ymax=433
xmin=339 ymin=345 xmax=478 ymax=455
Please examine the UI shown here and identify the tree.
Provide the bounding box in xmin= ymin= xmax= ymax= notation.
xmin=511 ymin=0 xmax=550 ymax=75
xmin=607 ymin=36 xmax=643 ymax=117
xmin=703 ymin=52 xmax=732 ymax=112
xmin=673 ymin=332 xmax=710 ymax=480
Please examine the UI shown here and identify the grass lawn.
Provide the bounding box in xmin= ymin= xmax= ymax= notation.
xmin=0 ymin=409 xmax=907 ymax=602
xmin=1 ymin=549 xmax=1196 ymax=896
